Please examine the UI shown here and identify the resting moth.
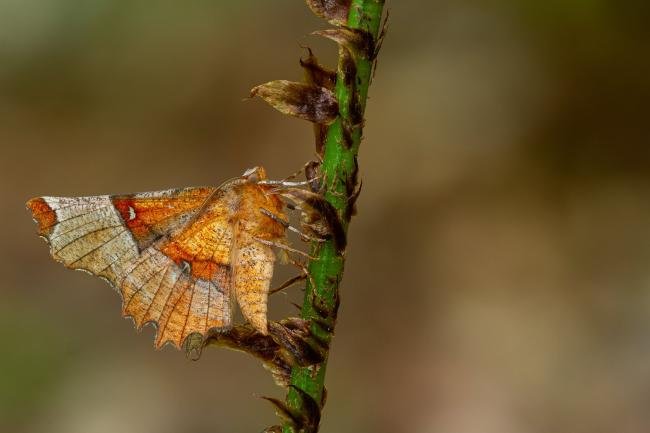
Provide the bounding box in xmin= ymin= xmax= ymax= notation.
xmin=27 ymin=167 xmax=315 ymax=349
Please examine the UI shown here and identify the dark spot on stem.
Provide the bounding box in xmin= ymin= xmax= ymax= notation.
xmin=350 ymin=94 xmax=364 ymax=127
xmin=305 ymin=160 xmax=323 ymax=192
xmin=341 ymin=48 xmax=357 ymax=87
xmin=341 ymin=121 xmax=354 ymax=149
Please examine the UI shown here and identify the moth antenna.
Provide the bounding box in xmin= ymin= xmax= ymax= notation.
xmin=259 ymin=207 xmax=290 ymax=227
xmin=258 ymin=179 xmax=317 ymax=187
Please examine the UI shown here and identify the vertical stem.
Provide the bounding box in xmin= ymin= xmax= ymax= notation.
xmin=283 ymin=1 xmax=385 ymax=432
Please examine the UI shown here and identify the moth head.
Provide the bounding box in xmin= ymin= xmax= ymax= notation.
xmin=242 ymin=166 xmax=267 ymax=182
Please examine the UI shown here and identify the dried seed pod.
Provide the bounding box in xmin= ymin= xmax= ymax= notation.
xmin=313 ymin=27 xmax=375 ymax=60
xmin=263 ymin=386 xmax=322 ymax=433
xmin=300 ymin=48 xmax=336 ymax=90
xmin=269 ymin=321 xmax=325 ymax=367
xmin=298 ymin=49 xmax=339 ymax=153
xmin=250 ymin=80 xmax=338 ymax=124
xmin=204 ymin=324 xmax=291 ymax=386
xmin=305 ymin=0 xmax=351 ymax=25
xmin=262 ymin=396 xmax=301 ymax=427
xmin=280 ymin=188 xmax=347 ymax=253
xmin=203 ymin=318 xmax=325 ymax=387
xmin=289 ymin=385 xmax=322 ymax=432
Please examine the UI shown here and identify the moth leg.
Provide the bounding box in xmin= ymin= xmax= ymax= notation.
xmin=259 ymin=160 xmax=323 ymax=189
xmin=253 ymin=237 xmax=316 ymax=260
xmin=259 ymin=208 xmax=326 ymax=243
xmin=281 ymin=160 xmax=314 ymax=182
xmin=269 ymin=273 xmax=307 ymax=295
xmin=289 ymin=258 xmax=316 ymax=290
xmin=282 ymin=158 xmax=323 ymax=183
xmin=272 ymin=192 xmax=341 ymax=248
xmin=327 ymin=189 xmax=346 ymax=198
xmin=269 ymin=158 xmax=324 ymax=192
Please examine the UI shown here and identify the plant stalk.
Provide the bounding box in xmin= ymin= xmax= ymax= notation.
xmin=283 ymin=1 xmax=385 ymax=432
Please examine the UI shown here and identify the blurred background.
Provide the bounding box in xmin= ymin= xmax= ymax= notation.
xmin=1 ymin=1 xmax=650 ymax=432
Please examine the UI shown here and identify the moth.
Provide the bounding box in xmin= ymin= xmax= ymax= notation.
xmin=27 ymin=166 xmax=326 ymax=349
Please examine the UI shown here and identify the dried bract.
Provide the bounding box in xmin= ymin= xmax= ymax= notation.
xmin=204 ymin=318 xmax=323 ymax=386
xmin=305 ymin=0 xmax=351 ymax=25
xmin=313 ymin=27 xmax=375 ymax=60
xmin=250 ymin=80 xmax=338 ymax=124
xmin=280 ymin=188 xmax=347 ymax=253
xmin=288 ymin=385 xmax=322 ymax=433
xmin=300 ymin=48 xmax=336 ymax=90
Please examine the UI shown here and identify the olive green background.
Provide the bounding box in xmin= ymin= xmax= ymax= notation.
xmin=1 ymin=1 xmax=649 ymax=432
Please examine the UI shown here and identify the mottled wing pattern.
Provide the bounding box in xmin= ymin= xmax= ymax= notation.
xmin=232 ymin=235 xmax=275 ymax=334
xmin=27 ymin=187 xmax=233 ymax=348
xmin=229 ymin=182 xmax=286 ymax=335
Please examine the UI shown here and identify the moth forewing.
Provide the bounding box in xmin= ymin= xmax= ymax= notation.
xmin=26 ymin=166 xmax=304 ymax=350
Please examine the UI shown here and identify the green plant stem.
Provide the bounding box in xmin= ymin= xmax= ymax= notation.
xmin=283 ymin=1 xmax=385 ymax=432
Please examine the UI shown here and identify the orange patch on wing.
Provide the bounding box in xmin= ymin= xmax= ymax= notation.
xmin=26 ymin=198 xmax=57 ymax=236
xmin=112 ymin=198 xmax=152 ymax=241
xmin=112 ymin=190 xmax=211 ymax=245
xmin=160 ymin=242 xmax=224 ymax=280
xmin=190 ymin=260 xmax=221 ymax=280
xmin=160 ymin=241 xmax=193 ymax=264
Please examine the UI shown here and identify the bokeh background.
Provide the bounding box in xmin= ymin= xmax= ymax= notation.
xmin=2 ymin=1 xmax=650 ymax=432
